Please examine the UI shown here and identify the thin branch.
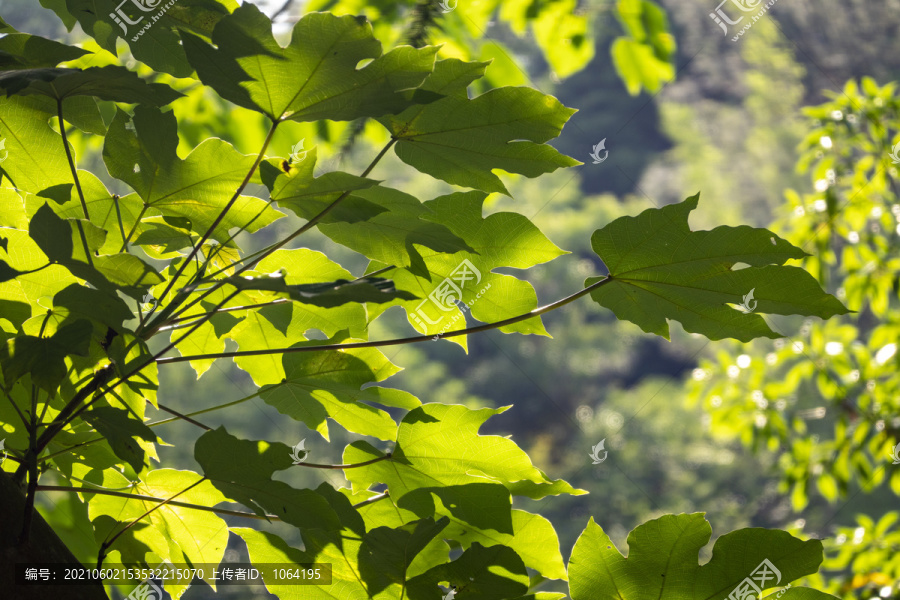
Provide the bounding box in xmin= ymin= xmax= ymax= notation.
xmin=112 ymin=195 xmax=128 ymax=253
xmin=53 ymin=290 xmax=242 ymax=441
xmin=158 ymin=298 xmax=290 ymax=330
xmin=39 ymin=390 xmax=263 ymax=463
xmin=196 ymin=137 xmax=396 ymax=284
xmin=152 ymin=120 xmax=280 ymax=309
xmin=158 ymin=276 xmax=613 ymax=364
xmin=98 ymin=478 xmax=205 ymax=568
xmin=157 ymin=138 xmax=398 ymax=331
xmin=294 ymin=453 xmax=392 ymax=470
xmin=56 ymin=98 xmax=95 ymax=266
xmin=37 ymin=485 xmax=282 ymax=521
xmin=156 ymin=403 xmax=212 ymax=431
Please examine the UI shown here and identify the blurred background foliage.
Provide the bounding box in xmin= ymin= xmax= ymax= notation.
xmin=2 ymin=0 xmax=898 ymax=597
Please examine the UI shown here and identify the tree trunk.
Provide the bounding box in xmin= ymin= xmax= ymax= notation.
xmin=0 ymin=470 xmax=108 ymax=600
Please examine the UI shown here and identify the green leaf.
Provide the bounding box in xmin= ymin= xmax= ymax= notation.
xmin=358 ymin=517 xmax=451 ymax=595
xmin=0 ymin=94 xmax=75 ymax=193
xmin=568 ymin=514 xmax=834 ymax=600
xmin=367 ymin=191 xmax=566 ymax=347
xmin=103 ymin=106 xmax=283 ymax=244
xmin=194 ymin=427 xmax=342 ymax=531
xmin=53 ymin=283 xmax=134 ymax=332
xmin=407 ymin=542 xmax=530 ymax=600
xmin=62 ymin=0 xmax=236 ymax=77
xmin=612 ymin=0 xmax=675 ymax=95
xmin=0 ymin=33 xmax=89 ymax=69
xmin=380 ymin=58 xmax=580 ymax=195
xmin=182 ymin=3 xmax=439 ymax=122
xmin=0 ymin=65 xmax=182 ymax=105
xmin=344 ymin=403 xmax=583 ymax=507
xmin=235 ymin=527 xmax=374 ymax=600
xmin=259 ymin=345 xmax=411 ymax=441
xmin=262 ymin=148 xmax=381 ymax=222
xmin=29 ymin=203 xmax=73 ymax=262
xmin=0 ymin=319 xmax=92 ymax=391
xmin=225 ymin=249 xmax=372 ymax=385
xmin=586 ymin=194 xmax=851 ymax=342
xmin=86 ymin=468 xmax=229 ymax=593
xmin=356 ymin=482 xmax=568 ymax=582
xmin=319 ymin=186 xmax=476 ymax=279
xmin=81 ymin=406 xmax=156 ymax=473
xmin=39 ymin=0 xmax=77 ymax=30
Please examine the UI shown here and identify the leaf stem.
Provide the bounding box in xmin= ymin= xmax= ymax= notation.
xmin=294 ymin=453 xmax=392 ymax=470
xmin=157 ymin=276 xmax=612 ymax=364
xmin=57 ymin=99 xmax=89 ymax=220
xmin=119 ymin=205 xmax=147 ymax=253
xmin=352 ymin=491 xmax=389 ymax=509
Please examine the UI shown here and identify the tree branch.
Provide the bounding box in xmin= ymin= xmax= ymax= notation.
xmin=157 ymin=276 xmax=612 ymax=364
xmin=151 ymin=119 xmax=280 ymax=310
xmin=36 ymin=485 xmax=282 ymax=521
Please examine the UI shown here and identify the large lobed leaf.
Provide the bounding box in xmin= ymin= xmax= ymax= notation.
xmin=182 ymin=3 xmax=438 ymax=123
xmin=568 ymin=513 xmax=839 ymax=600
xmin=587 ymin=194 xmax=850 ymax=341
xmin=380 ymin=58 xmax=581 ymax=195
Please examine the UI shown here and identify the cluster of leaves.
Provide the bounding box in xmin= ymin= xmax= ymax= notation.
xmin=0 ymin=2 xmax=851 ymax=599
xmin=685 ymin=78 xmax=900 ymax=596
